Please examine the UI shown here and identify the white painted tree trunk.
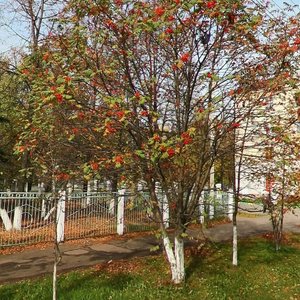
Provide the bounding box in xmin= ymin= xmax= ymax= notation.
xmin=41 ymin=199 xmax=46 ymax=219
xmin=39 ymin=182 xmax=46 ymax=218
xmin=13 ymin=206 xmax=23 ymax=230
xmin=0 ymin=209 xmax=12 ymax=231
xmin=228 ymin=189 xmax=234 ymax=221
xmin=163 ymin=234 xmax=185 ymax=284
xmin=174 ymin=236 xmax=185 ymax=283
xmin=56 ymin=192 xmax=66 ymax=243
xmin=117 ymin=189 xmax=125 ymax=235
xmin=232 ymin=224 xmax=238 ymax=266
xmin=44 ymin=207 xmax=55 ymax=221
xmin=109 ymin=197 xmax=115 ymax=216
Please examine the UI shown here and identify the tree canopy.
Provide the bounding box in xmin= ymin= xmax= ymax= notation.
xmin=1 ymin=0 xmax=299 ymax=283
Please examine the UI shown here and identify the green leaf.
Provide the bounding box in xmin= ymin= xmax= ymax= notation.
xmin=83 ymin=164 xmax=91 ymax=174
xmin=135 ymin=150 xmax=145 ymax=158
xmin=56 ymin=76 xmax=65 ymax=84
xmin=84 ymin=69 xmax=94 ymax=78
xmin=68 ymin=134 xmax=75 ymax=141
xmin=64 ymin=95 xmax=73 ymax=100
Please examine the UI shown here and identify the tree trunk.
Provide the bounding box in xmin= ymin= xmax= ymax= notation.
xmin=232 ymin=220 xmax=238 ymax=266
xmin=273 ymin=205 xmax=284 ymax=252
xmin=163 ymin=233 xmax=185 ymax=284
xmin=53 ymin=240 xmax=61 ymax=300
xmin=13 ymin=206 xmax=23 ymax=230
xmin=174 ymin=236 xmax=185 ymax=283
xmin=53 ymin=253 xmax=57 ymax=300
xmin=53 ymin=195 xmax=62 ymax=300
xmin=232 ymin=192 xmax=239 ymax=266
xmin=0 ymin=209 xmax=13 ymax=231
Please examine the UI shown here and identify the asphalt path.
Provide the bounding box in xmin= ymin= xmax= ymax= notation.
xmin=0 ymin=211 xmax=299 ymax=284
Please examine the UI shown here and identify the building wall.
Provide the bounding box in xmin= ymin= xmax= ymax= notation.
xmin=235 ymin=87 xmax=300 ymax=197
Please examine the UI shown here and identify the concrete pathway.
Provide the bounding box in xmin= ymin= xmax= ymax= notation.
xmin=0 ymin=211 xmax=299 ymax=284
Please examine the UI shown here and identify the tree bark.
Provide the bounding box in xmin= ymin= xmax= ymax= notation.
xmin=174 ymin=236 xmax=185 ymax=283
xmin=53 ymin=240 xmax=61 ymax=300
xmin=53 ymin=194 xmax=62 ymax=300
xmin=232 ymin=221 xmax=238 ymax=266
xmin=163 ymin=233 xmax=185 ymax=284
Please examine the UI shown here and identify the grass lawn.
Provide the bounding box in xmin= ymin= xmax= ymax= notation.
xmin=1 ymin=234 xmax=300 ymax=300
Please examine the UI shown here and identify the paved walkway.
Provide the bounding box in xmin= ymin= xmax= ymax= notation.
xmin=0 ymin=211 xmax=300 ymax=284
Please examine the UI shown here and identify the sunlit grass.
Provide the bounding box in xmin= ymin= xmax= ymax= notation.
xmin=1 ymin=235 xmax=300 ymax=299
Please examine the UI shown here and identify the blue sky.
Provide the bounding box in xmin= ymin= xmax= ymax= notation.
xmin=0 ymin=0 xmax=299 ymax=55
xmin=0 ymin=0 xmax=29 ymax=55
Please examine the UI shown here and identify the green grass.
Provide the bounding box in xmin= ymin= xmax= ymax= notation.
xmin=1 ymin=236 xmax=300 ymax=300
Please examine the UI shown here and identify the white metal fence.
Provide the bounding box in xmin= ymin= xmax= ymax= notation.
xmin=0 ymin=189 xmax=237 ymax=247
xmin=0 ymin=190 xmax=159 ymax=247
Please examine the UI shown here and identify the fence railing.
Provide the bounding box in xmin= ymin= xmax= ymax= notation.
xmin=0 ymin=189 xmax=235 ymax=247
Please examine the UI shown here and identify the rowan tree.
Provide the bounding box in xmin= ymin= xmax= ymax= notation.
xmin=233 ymin=7 xmax=300 ymax=253
xmin=17 ymin=0 xmax=300 ymax=283
xmin=243 ymin=86 xmax=300 ymax=251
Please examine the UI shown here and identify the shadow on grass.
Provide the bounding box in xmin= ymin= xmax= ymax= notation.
xmin=0 ymin=271 xmax=135 ymax=300
xmin=0 ymin=288 xmax=18 ymax=300
xmin=185 ymin=242 xmax=222 ymax=280
xmin=185 ymin=256 xmax=204 ymax=281
xmin=59 ymin=270 xmax=135 ymax=298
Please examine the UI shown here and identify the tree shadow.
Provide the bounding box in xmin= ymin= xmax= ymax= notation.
xmin=60 ymin=270 xmax=134 ymax=294
xmin=185 ymin=241 xmax=221 ymax=280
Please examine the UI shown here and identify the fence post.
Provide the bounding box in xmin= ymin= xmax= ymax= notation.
xmin=209 ymin=189 xmax=215 ymax=219
xmin=117 ymin=188 xmax=126 ymax=235
xmin=215 ymin=184 xmax=223 ymax=217
xmin=199 ymin=191 xmax=205 ymax=224
xmin=228 ymin=189 xmax=234 ymax=221
xmin=87 ymin=181 xmax=91 ymax=206
xmin=56 ymin=191 xmax=66 ymax=243
xmin=38 ymin=183 xmax=47 ymax=218
xmin=67 ymin=182 xmax=73 ymax=195
xmin=93 ymin=179 xmax=98 ymax=192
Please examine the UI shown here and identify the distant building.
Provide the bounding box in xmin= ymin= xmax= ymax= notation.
xmin=235 ymin=85 xmax=300 ymax=197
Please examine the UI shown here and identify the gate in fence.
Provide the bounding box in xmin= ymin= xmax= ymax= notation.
xmin=0 ymin=189 xmax=234 ymax=247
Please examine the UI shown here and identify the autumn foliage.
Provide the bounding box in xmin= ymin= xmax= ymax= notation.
xmin=16 ymin=0 xmax=300 ymax=283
